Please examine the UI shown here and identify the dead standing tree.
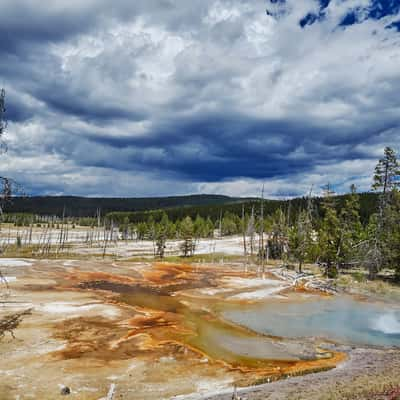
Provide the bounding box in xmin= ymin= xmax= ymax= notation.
xmin=0 ymin=88 xmax=31 ymax=340
xmin=0 ymin=89 xmax=11 ymax=219
xmin=259 ymin=184 xmax=266 ymax=278
xmin=241 ymin=204 xmax=248 ymax=272
xmin=247 ymin=206 xmax=256 ymax=257
xmin=0 ymin=89 xmax=24 ymax=243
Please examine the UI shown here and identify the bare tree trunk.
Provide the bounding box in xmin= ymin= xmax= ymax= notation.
xmin=102 ymin=224 xmax=108 ymax=259
xmin=219 ymin=210 xmax=222 ymax=238
xmin=106 ymin=384 xmax=116 ymax=400
xmin=260 ymin=184 xmax=265 ymax=279
xmin=57 ymin=207 xmax=66 ymax=256
xmin=97 ymin=207 xmax=101 ymax=228
xmin=249 ymin=206 xmax=255 ymax=257
xmin=242 ymin=204 xmax=248 ymax=272
xmin=28 ymin=220 xmax=33 ymax=246
xmin=46 ymin=230 xmax=52 ymax=255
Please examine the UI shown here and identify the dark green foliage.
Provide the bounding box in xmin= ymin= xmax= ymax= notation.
xmin=2 ymin=213 xmax=35 ymax=226
xmin=381 ymin=190 xmax=400 ymax=279
xmin=5 ymin=194 xmax=246 ymax=217
xmin=3 ymin=193 xmax=379 ymax=226
xmin=2 ymin=147 xmax=399 ymax=281
xmin=154 ymin=213 xmax=173 ymax=258
xmin=372 ymin=147 xmax=400 ymax=194
xmin=367 ymin=147 xmax=400 ymax=278
xmin=268 ymin=209 xmax=289 ymax=260
xmin=289 ymin=209 xmax=314 ymax=273
xmin=103 ymin=193 xmax=378 ymax=235
xmin=221 ymin=212 xmax=240 ymax=236
xmin=318 ymin=190 xmax=341 ymax=278
xmin=338 ymin=185 xmax=364 ymax=265
xmin=179 ymin=216 xmax=196 ymax=257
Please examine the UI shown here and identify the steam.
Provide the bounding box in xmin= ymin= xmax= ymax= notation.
xmin=372 ymin=312 xmax=400 ymax=335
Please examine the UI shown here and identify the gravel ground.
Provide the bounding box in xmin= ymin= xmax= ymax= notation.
xmin=202 ymin=346 xmax=400 ymax=400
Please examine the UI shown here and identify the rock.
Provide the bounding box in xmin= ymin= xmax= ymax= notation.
xmin=60 ymin=386 xmax=71 ymax=395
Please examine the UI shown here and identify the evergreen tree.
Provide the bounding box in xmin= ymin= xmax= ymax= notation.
xmin=155 ymin=213 xmax=171 ymax=258
xmin=136 ymin=222 xmax=147 ymax=240
xmin=193 ymin=214 xmax=206 ymax=238
xmin=159 ymin=212 xmax=175 ymax=238
xmin=372 ymin=147 xmax=400 ymax=194
xmin=268 ymin=208 xmax=288 ymax=260
xmin=205 ymin=217 xmax=215 ymax=238
xmin=369 ymin=147 xmax=400 ymax=277
xmin=120 ymin=216 xmax=130 ymax=240
xmin=318 ymin=186 xmax=341 ymax=278
xmin=339 ymin=185 xmax=364 ymax=265
xmin=221 ymin=212 xmax=238 ymax=236
xmin=381 ymin=189 xmax=400 ymax=280
xmin=147 ymin=216 xmax=156 ymax=240
xmin=289 ymin=208 xmax=314 ymax=273
xmin=180 ymin=216 xmax=195 ymax=257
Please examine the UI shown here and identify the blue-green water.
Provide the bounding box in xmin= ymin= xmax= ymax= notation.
xmin=223 ymin=295 xmax=400 ymax=347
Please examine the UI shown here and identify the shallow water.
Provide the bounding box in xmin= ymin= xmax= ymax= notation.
xmin=2 ymin=260 xmax=379 ymax=399
xmin=223 ymin=295 xmax=400 ymax=347
xmin=118 ymin=287 xmax=313 ymax=367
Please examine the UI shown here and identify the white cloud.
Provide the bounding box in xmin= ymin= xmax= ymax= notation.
xmin=0 ymin=0 xmax=399 ymax=197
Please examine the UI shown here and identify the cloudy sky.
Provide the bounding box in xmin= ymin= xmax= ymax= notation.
xmin=0 ymin=0 xmax=399 ymax=198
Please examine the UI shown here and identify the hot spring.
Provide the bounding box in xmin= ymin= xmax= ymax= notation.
xmin=223 ymin=294 xmax=400 ymax=348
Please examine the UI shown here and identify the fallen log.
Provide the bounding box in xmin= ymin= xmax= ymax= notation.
xmin=0 ymin=308 xmax=32 ymax=340
xmin=106 ymin=383 xmax=116 ymax=400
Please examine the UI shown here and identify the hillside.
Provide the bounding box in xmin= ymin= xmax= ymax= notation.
xmin=4 ymin=194 xmax=249 ymax=217
xmin=106 ymin=192 xmax=378 ymax=226
xmin=4 ymin=192 xmax=379 ymax=226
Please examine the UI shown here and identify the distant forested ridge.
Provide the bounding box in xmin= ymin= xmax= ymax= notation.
xmin=106 ymin=192 xmax=378 ymax=226
xmin=4 ymin=194 xmax=250 ymax=217
xmin=4 ymin=192 xmax=378 ymax=225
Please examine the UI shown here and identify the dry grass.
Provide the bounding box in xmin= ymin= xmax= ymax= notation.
xmin=288 ymin=372 xmax=400 ymax=400
xmin=337 ymin=272 xmax=400 ymax=301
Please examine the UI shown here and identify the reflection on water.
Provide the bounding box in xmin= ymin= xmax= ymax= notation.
xmin=118 ymin=289 xmax=315 ymax=368
xmin=223 ymin=295 xmax=400 ymax=347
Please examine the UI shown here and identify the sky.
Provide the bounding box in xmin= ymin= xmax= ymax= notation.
xmin=0 ymin=0 xmax=399 ymax=198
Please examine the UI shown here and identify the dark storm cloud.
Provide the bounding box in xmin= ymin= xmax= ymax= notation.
xmin=0 ymin=2 xmax=98 ymax=55
xmin=0 ymin=0 xmax=399 ymax=197
xmin=76 ymin=114 xmax=399 ymax=183
xmin=36 ymin=86 xmax=147 ymax=122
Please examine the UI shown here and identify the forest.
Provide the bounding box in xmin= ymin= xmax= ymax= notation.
xmin=2 ymin=147 xmax=399 ymax=280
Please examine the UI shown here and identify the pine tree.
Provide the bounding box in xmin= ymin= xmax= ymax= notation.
xmin=193 ymin=214 xmax=206 ymax=238
xmin=372 ymin=147 xmax=400 ymax=194
xmin=159 ymin=212 xmax=174 ymax=238
xmin=180 ymin=216 xmax=195 ymax=257
xmin=289 ymin=202 xmax=314 ymax=274
xmin=136 ymin=222 xmax=147 ymax=240
xmin=269 ymin=208 xmax=288 ymax=260
xmin=205 ymin=217 xmax=215 ymax=238
xmin=382 ymin=189 xmax=400 ymax=280
xmin=339 ymin=185 xmax=364 ymax=266
xmin=221 ymin=212 xmax=238 ymax=236
xmin=369 ymin=147 xmax=400 ymax=277
xmin=318 ymin=186 xmax=341 ymax=278
xmin=155 ymin=213 xmax=170 ymax=258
